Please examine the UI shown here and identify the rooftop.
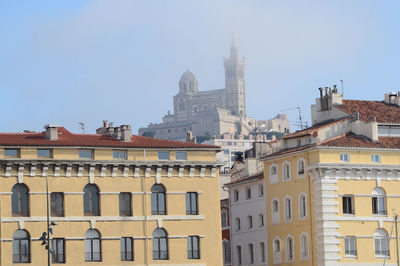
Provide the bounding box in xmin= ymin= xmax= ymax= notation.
xmin=225 ymin=171 xmax=263 ymax=186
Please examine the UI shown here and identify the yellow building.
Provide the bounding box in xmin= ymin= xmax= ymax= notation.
xmin=263 ymin=89 xmax=400 ymax=265
xmin=0 ymin=123 xmax=222 ymax=265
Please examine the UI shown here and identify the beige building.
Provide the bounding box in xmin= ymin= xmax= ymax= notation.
xmin=0 ymin=123 xmax=222 ymax=265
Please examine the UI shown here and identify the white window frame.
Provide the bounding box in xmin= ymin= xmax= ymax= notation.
xmin=235 ymin=218 xmax=241 ymax=232
xmin=297 ymin=158 xmax=306 ymax=178
xmin=221 ymin=209 xmax=228 ymax=229
xmin=342 ymin=195 xmax=355 ymax=215
xmin=374 ymin=229 xmax=389 ymax=257
xmin=371 ymin=154 xmax=381 ymax=163
xmin=298 ymin=193 xmax=307 ymax=220
xmin=284 ymin=195 xmax=292 ymax=223
xmin=270 ymin=163 xmax=278 ymax=184
xmin=233 ymin=189 xmax=239 ymax=202
xmin=344 ymin=236 xmax=357 ymax=257
xmin=258 ymin=184 xmax=264 ymax=197
xmin=260 ymin=242 xmax=266 ymax=263
xmin=247 ymin=215 xmax=253 ymax=229
xmin=222 ymin=240 xmax=231 ymax=264
xmin=300 ymin=233 xmax=309 ymax=260
xmin=372 ymin=187 xmax=387 ymax=215
xmin=282 ymin=161 xmax=291 ymax=182
xmin=340 ymin=153 xmax=350 ymax=162
xmin=271 ymin=198 xmax=280 ymax=225
xmin=272 ymin=237 xmax=282 ymax=264
xmin=285 ymin=235 xmax=294 ymax=262
xmin=258 ymin=213 xmax=264 ymax=228
xmin=246 ymin=186 xmax=251 ymax=200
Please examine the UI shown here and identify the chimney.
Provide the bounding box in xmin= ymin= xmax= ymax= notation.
xmin=120 ymin=125 xmax=132 ymax=142
xmin=44 ymin=124 xmax=59 ymax=141
xmin=186 ymin=131 xmax=193 ymax=142
xmin=103 ymin=120 xmax=108 ymax=128
xmin=319 ymin=87 xmax=324 ymax=110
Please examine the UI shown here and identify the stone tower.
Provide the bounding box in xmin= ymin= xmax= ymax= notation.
xmin=224 ymin=34 xmax=246 ymax=117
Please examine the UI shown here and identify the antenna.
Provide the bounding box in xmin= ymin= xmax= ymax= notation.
xmin=79 ymin=122 xmax=85 ymax=134
xmin=339 ymin=80 xmax=344 ymax=97
xmin=280 ymin=107 xmax=308 ymax=130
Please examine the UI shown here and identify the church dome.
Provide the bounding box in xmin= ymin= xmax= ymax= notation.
xmin=179 ymin=70 xmax=198 ymax=93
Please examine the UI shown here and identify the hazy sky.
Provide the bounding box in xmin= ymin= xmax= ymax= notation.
xmin=1 ymin=1 xmax=399 ymax=134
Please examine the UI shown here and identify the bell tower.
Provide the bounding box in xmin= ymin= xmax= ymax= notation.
xmin=224 ymin=34 xmax=246 ymax=117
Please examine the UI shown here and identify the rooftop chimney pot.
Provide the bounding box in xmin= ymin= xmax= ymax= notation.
xmin=44 ymin=124 xmax=59 ymax=141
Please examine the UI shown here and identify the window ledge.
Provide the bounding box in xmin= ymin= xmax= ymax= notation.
xmin=375 ymin=255 xmax=389 ymax=259
xmin=345 ymin=255 xmax=357 ymax=259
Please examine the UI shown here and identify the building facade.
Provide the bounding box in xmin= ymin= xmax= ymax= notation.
xmin=0 ymin=124 xmax=222 ymax=265
xmin=221 ymin=198 xmax=231 ymax=266
xmin=263 ymin=89 xmax=400 ymax=265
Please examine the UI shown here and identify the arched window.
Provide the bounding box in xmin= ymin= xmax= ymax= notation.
xmin=271 ymin=198 xmax=280 ymax=225
xmin=151 ymin=184 xmax=166 ymax=215
xmin=13 ymin=229 xmax=30 ymax=263
xmin=374 ymin=228 xmax=389 ymax=256
xmin=222 ymin=240 xmax=231 ymax=264
xmin=300 ymin=233 xmax=309 ymax=259
xmin=273 ymin=238 xmax=282 ymax=264
xmin=372 ymin=187 xmax=386 ymax=215
xmin=270 ymin=164 xmax=278 ymax=184
xmin=247 ymin=215 xmax=253 ymax=229
xmin=84 ymin=184 xmax=100 ymax=216
xmin=235 ymin=218 xmax=241 ymax=232
xmin=299 ymin=193 xmax=307 ymax=219
xmin=258 ymin=213 xmax=264 ymax=227
xmin=221 ymin=209 xmax=228 ymax=228
xmin=297 ymin=158 xmax=305 ymax=176
xmin=153 ymin=228 xmax=168 ymax=260
xmin=85 ymin=229 xmax=101 ymax=261
xmin=284 ymin=196 xmax=292 ymax=222
xmin=286 ymin=235 xmax=294 ymax=261
xmin=282 ymin=161 xmax=291 ymax=181
xmin=248 ymin=243 xmax=254 ymax=264
xmin=12 ymin=184 xmax=29 ymax=217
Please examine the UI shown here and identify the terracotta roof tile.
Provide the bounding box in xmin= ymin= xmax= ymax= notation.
xmin=319 ymin=132 xmax=400 ymax=149
xmin=0 ymin=127 xmax=219 ymax=149
xmin=335 ymin=100 xmax=400 ymax=123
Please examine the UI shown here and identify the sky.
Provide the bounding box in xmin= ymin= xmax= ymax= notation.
xmin=1 ymin=0 xmax=400 ymax=134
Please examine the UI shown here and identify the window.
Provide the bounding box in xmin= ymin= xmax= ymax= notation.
xmin=79 ymin=149 xmax=93 ymax=159
xmin=37 ymin=149 xmax=51 ymax=158
xmin=297 ymin=158 xmax=305 ymax=176
xmin=5 ymin=148 xmax=18 ymax=157
xmin=158 ymin=151 xmax=170 ymax=160
xmin=342 ymin=195 xmax=354 ymax=214
xmin=186 ymin=192 xmax=198 ymax=215
xmin=119 ymin=192 xmax=132 ymax=216
xmin=344 ymin=236 xmax=356 ymax=257
xmin=299 ymin=193 xmax=307 ymax=219
xmin=340 ymin=153 xmax=350 ymax=162
xmin=223 ymin=240 xmax=231 ymax=264
xmin=271 ymin=165 xmax=278 ymax=175
xmin=283 ymin=162 xmax=291 ymax=181
xmin=286 ymin=236 xmax=294 ymax=261
xmin=247 ymin=215 xmax=253 ymax=229
xmin=221 ymin=210 xmax=228 ymax=228
xmin=152 ymin=228 xmax=168 ymax=260
xmin=258 ymin=184 xmax=264 ymax=197
xmin=371 ymin=154 xmax=381 ymax=163
xmin=258 ymin=213 xmax=264 ymax=227
xmin=372 ymin=187 xmax=386 ymax=215
xmin=273 ymin=200 xmax=279 ymax=212
xmin=235 ymin=218 xmax=241 ymax=232
xmin=271 ymin=199 xmax=280 ymax=225
xmin=236 ymin=246 xmax=242 ymax=265
xmin=270 ymin=164 xmax=278 ymax=184
xmin=12 ymin=184 xmax=29 ymax=217
xmin=248 ymin=243 xmax=254 ymax=264
xmin=52 ymin=238 xmax=65 ymax=263
xmin=246 ymin=187 xmax=251 ymax=199
xmin=85 ymin=229 xmax=101 ymax=261
xmin=297 ymin=139 xmax=301 ymax=146
xmin=374 ymin=229 xmax=389 ymax=256
xmin=175 ymin=151 xmax=187 ymax=160
xmin=151 ymin=184 xmax=166 ymax=215
xmin=284 ymin=196 xmax=292 ymax=222
xmin=121 ymin=237 xmax=133 ymax=261
xmin=113 ymin=150 xmax=126 ymax=160
xmin=234 ymin=189 xmax=239 ymax=202
xmin=273 ymin=238 xmax=282 ymax=264
xmin=300 ymin=233 xmax=309 ymax=259
xmin=13 ymin=230 xmax=30 ymax=263
xmin=83 ymin=184 xmax=100 ymax=216
xmin=223 ymin=149 xmax=229 ymax=155
xmin=51 ymin=192 xmax=64 ymax=217
xmin=260 ymin=242 xmax=266 ymax=262
xmin=187 ymin=236 xmax=200 ymax=259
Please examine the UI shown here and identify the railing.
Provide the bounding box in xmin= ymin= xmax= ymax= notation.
xmin=188 ymin=250 xmax=200 ymax=259
xmin=121 ymin=252 xmax=134 ymax=261
xmin=153 ymin=251 xmax=168 ymax=260
xmin=85 ymin=252 xmax=101 ymax=261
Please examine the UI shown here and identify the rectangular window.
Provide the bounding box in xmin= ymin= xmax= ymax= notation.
xmin=158 ymin=151 xmax=170 ymax=160
xmin=237 ymin=246 xmax=242 ymax=265
xmin=345 ymin=236 xmax=357 ymax=256
xmin=79 ymin=149 xmax=93 ymax=159
xmin=372 ymin=196 xmax=386 ymax=215
xmin=121 ymin=237 xmax=133 ymax=261
xmin=371 ymin=154 xmax=381 ymax=163
xmin=249 ymin=244 xmax=254 ymax=263
xmin=4 ymin=149 xmax=18 ymax=157
xmin=37 ymin=149 xmax=51 ymax=158
xmin=223 ymin=149 xmax=229 ymax=155
xmin=246 ymin=187 xmax=251 ymax=200
xmin=342 ymin=195 xmax=354 ymax=214
xmin=247 ymin=216 xmax=253 ymax=229
xmin=51 ymin=192 xmax=64 ymax=217
xmin=175 ymin=151 xmax=187 ymax=160
xmin=52 ymin=238 xmax=65 ymax=263
xmin=187 ymin=236 xmax=200 ymax=259
xmin=375 ymin=237 xmax=389 ymax=256
xmin=234 ymin=190 xmax=239 ymax=202
xmin=340 ymin=153 xmax=350 ymax=162
xmin=186 ymin=192 xmax=198 ymax=215
xmin=260 ymin=242 xmax=266 ymax=262
xmin=119 ymin=193 xmax=132 ymax=216
xmin=113 ymin=150 xmax=126 ymax=160
xmin=259 ymin=185 xmax=264 ymax=197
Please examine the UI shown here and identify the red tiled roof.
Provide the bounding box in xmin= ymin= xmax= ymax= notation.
xmin=0 ymin=127 xmax=219 ymax=149
xmin=281 ymin=117 xmax=350 ymax=139
xmin=225 ymin=172 xmax=263 ymax=186
xmin=320 ymin=132 xmax=400 ymax=149
xmin=335 ymin=100 xmax=400 ymax=123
